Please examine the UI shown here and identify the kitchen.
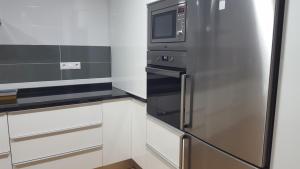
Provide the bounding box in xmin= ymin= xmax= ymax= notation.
xmin=0 ymin=0 xmax=298 ymax=169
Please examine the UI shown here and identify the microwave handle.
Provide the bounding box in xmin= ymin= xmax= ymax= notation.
xmin=146 ymin=67 xmax=182 ymax=78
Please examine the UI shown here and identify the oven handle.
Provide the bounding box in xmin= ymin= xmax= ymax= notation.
xmin=180 ymin=74 xmax=192 ymax=130
xmin=180 ymin=74 xmax=187 ymax=130
xmin=146 ymin=67 xmax=183 ymax=78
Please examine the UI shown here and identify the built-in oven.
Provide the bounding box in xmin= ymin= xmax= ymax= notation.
xmin=148 ymin=0 xmax=187 ymax=51
xmin=146 ymin=51 xmax=187 ymax=129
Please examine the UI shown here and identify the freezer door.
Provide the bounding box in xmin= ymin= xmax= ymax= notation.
xmin=183 ymin=135 xmax=258 ymax=169
xmin=184 ymin=0 xmax=277 ymax=167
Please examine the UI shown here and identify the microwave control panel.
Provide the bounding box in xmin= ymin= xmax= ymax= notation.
xmin=176 ymin=4 xmax=186 ymax=40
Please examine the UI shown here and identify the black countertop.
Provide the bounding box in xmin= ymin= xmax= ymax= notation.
xmin=0 ymin=83 xmax=134 ymax=113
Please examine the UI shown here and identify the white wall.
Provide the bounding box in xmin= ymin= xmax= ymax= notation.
xmin=0 ymin=0 xmax=110 ymax=46
xmin=109 ymin=0 xmax=147 ymax=99
xmin=271 ymin=0 xmax=300 ymax=168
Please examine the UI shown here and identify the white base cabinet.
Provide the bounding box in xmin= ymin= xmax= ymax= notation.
xmin=13 ymin=149 xmax=102 ymax=169
xmin=0 ymin=114 xmax=10 ymax=153
xmin=1 ymin=97 xmax=183 ymax=169
xmin=102 ymin=99 xmax=132 ymax=166
xmin=7 ymin=103 xmax=103 ymax=169
xmin=131 ymin=99 xmax=147 ymax=169
xmin=146 ymin=116 xmax=184 ymax=169
xmin=0 ymin=155 xmax=12 ymax=169
xmin=0 ymin=114 xmax=12 ymax=169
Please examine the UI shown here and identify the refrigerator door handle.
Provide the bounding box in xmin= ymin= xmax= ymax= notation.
xmin=180 ymin=135 xmax=190 ymax=169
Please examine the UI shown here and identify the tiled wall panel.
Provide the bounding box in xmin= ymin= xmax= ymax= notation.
xmin=0 ymin=45 xmax=111 ymax=84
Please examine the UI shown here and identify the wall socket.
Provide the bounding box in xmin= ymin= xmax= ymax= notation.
xmin=60 ymin=62 xmax=81 ymax=70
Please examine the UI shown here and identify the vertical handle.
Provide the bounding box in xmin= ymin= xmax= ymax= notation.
xmin=180 ymin=74 xmax=192 ymax=130
xmin=180 ymin=136 xmax=190 ymax=169
xmin=180 ymin=74 xmax=188 ymax=130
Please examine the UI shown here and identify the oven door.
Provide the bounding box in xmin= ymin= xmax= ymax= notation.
xmin=146 ymin=66 xmax=186 ymax=129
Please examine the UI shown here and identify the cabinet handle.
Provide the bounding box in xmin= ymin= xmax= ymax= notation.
xmin=0 ymin=151 xmax=10 ymax=158
xmin=146 ymin=143 xmax=179 ymax=169
xmin=11 ymin=122 xmax=102 ymax=141
xmin=13 ymin=144 xmax=103 ymax=168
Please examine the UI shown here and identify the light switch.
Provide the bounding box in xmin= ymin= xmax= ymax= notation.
xmin=60 ymin=62 xmax=81 ymax=70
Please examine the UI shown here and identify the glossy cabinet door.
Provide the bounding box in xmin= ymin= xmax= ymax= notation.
xmin=131 ymin=99 xmax=147 ymax=169
xmin=0 ymin=114 xmax=10 ymax=154
xmin=145 ymin=148 xmax=175 ymax=169
xmin=109 ymin=0 xmax=147 ymax=99
xmin=0 ymin=114 xmax=12 ymax=169
xmin=7 ymin=103 xmax=103 ymax=169
xmin=146 ymin=116 xmax=184 ymax=169
xmin=102 ymin=98 xmax=132 ymax=166
xmin=13 ymin=149 xmax=102 ymax=169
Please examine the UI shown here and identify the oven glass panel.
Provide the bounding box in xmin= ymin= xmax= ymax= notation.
xmin=152 ymin=10 xmax=177 ymax=39
xmin=147 ymin=72 xmax=181 ymax=129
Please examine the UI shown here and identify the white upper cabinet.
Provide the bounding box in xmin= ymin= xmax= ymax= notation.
xmin=102 ymin=98 xmax=132 ymax=166
xmin=109 ymin=0 xmax=147 ymax=99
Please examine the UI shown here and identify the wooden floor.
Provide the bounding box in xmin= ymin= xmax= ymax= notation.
xmin=96 ymin=159 xmax=141 ymax=169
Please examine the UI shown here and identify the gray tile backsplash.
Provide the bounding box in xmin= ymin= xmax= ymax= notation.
xmin=0 ymin=45 xmax=111 ymax=84
xmin=0 ymin=64 xmax=61 ymax=83
xmin=61 ymin=46 xmax=111 ymax=63
xmin=0 ymin=45 xmax=60 ymax=64
xmin=62 ymin=63 xmax=111 ymax=80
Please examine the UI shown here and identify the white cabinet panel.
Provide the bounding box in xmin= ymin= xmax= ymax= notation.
xmin=8 ymin=103 xmax=102 ymax=137
xmin=110 ymin=0 xmax=147 ymax=99
xmin=13 ymin=149 xmax=102 ymax=169
xmin=0 ymin=114 xmax=10 ymax=153
xmin=145 ymin=148 xmax=173 ymax=169
xmin=0 ymin=155 xmax=12 ymax=169
xmin=102 ymin=99 xmax=132 ymax=166
xmin=131 ymin=100 xmax=147 ymax=169
xmin=270 ymin=0 xmax=300 ymax=169
xmin=147 ymin=116 xmax=184 ymax=169
xmin=11 ymin=127 xmax=102 ymax=163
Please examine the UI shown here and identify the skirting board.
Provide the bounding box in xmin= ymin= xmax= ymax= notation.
xmin=96 ymin=159 xmax=142 ymax=169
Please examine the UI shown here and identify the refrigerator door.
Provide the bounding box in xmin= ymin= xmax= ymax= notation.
xmin=184 ymin=0 xmax=277 ymax=167
xmin=183 ymin=134 xmax=259 ymax=169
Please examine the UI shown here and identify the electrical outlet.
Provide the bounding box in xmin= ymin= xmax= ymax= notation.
xmin=60 ymin=62 xmax=81 ymax=70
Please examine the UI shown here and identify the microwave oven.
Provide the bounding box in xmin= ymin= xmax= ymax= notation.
xmin=148 ymin=0 xmax=187 ymax=51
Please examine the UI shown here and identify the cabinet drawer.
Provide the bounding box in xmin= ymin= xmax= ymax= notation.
xmin=13 ymin=148 xmax=102 ymax=169
xmin=0 ymin=114 xmax=10 ymax=153
xmin=145 ymin=148 xmax=173 ymax=169
xmin=8 ymin=103 xmax=102 ymax=137
xmin=146 ymin=116 xmax=184 ymax=169
xmin=11 ymin=126 xmax=102 ymax=163
xmin=0 ymin=153 xmax=12 ymax=169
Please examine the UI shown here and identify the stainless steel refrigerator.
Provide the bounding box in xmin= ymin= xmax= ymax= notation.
xmin=181 ymin=0 xmax=284 ymax=169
